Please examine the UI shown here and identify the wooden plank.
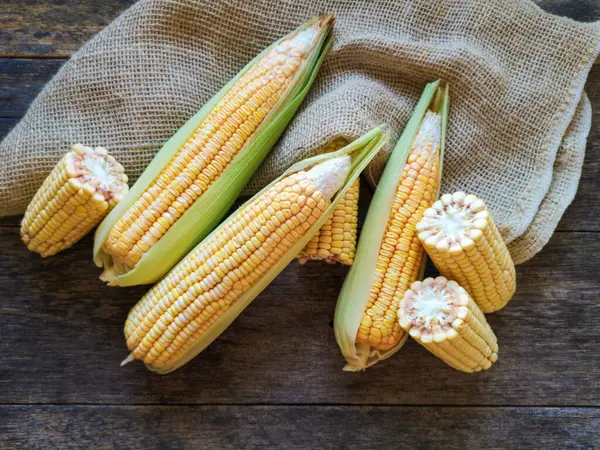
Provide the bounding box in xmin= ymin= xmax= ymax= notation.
xmin=0 ymin=227 xmax=598 ymax=406
xmin=0 ymin=0 xmax=135 ymax=57
xmin=1 ymin=405 xmax=599 ymax=449
xmin=0 ymin=58 xmax=65 ymax=117
xmin=536 ymin=0 xmax=600 ymax=23
xmin=0 ymin=0 xmax=597 ymax=58
xmin=0 ymin=117 xmax=17 ymax=137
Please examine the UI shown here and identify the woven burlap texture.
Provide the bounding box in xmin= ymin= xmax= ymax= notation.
xmin=1 ymin=0 xmax=599 ymax=264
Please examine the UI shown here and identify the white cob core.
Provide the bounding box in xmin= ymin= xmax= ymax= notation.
xmin=413 ymin=288 xmax=449 ymax=326
xmin=413 ymin=111 xmax=442 ymax=153
xmin=306 ymin=155 xmax=352 ymax=201
xmin=72 ymin=144 xmax=128 ymax=201
xmin=265 ymin=19 xmax=325 ymax=81
xmin=400 ymin=277 xmax=464 ymax=333
xmin=417 ymin=192 xmax=488 ymax=249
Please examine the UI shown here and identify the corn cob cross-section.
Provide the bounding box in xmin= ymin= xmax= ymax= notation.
xmin=94 ymin=16 xmax=334 ymax=286
xmin=417 ymin=192 xmax=516 ymax=313
xmin=121 ymin=127 xmax=387 ymax=373
xmin=297 ymin=138 xmax=359 ymax=265
xmin=21 ymin=144 xmax=128 ymax=257
xmin=399 ymin=276 xmax=499 ymax=373
xmin=334 ymin=82 xmax=448 ymax=371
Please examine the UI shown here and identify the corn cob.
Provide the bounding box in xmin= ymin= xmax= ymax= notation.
xmin=121 ymin=127 xmax=387 ymax=373
xmin=297 ymin=138 xmax=359 ymax=265
xmin=399 ymin=276 xmax=499 ymax=373
xmin=335 ymin=82 xmax=448 ymax=371
xmin=94 ymin=16 xmax=334 ymax=286
xmin=416 ymin=192 xmax=516 ymax=313
xmin=21 ymin=144 xmax=128 ymax=257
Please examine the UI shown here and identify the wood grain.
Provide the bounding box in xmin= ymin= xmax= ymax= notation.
xmin=0 ymin=118 xmax=17 ymax=137
xmin=1 ymin=405 xmax=599 ymax=449
xmin=0 ymin=0 xmax=597 ymax=58
xmin=0 ymin=58 xmax=64 ymax=117
xmin=0 ymin=0 xmax=134 ymax=57
xmin=1 ymin=228 xmax=598 ymax=406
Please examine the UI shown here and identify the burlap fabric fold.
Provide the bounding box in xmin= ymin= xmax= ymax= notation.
xmin=1 ymin=0 xmax=598 ymax=263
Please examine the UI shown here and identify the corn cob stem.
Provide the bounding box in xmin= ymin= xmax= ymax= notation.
xmin=21 ymin=144 xmax=128 ymax=257
xmin=399 ymin=276 xmax=498 ymax=373
xmin=94 ymin=16 xmax=334 ymax=286
xmin=417 ymin=192 xmax=516 ymax=313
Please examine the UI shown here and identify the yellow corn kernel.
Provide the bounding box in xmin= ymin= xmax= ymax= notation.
xmin=399 ymin=276 xmax=498 ymax=373
xmin=102 ymin=17 xmax=333 ymax=271
xmin=416 ymin=192 xmax=516 ymax=313
xmin=334 ymin=83 xmax=448 ymax=371
xmin=298 ymin=138 xmax=359 ymax=265
xmin=356 ymin=112 xmax=442 ymax=351
xmin=123 ymin=156 xmax=353 ymax=372
xmin=21 ymin=144 xmax=128 ymax=257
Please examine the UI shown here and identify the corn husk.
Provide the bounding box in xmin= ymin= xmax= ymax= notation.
xmin=93 ymin=16 xmax=334 ymax=286
xmin=334 ymin=81 xmax=449 ymax=371
xmin=137 ymin=127 xmax=388 ymax=374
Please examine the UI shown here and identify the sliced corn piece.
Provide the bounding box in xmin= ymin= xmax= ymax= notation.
xmin=399 ymin=276 xmax=499 ymax=373
xmin=94 ymin=15 xmax=334 ymax=286
xmin=417 ymin=192 xmax=516 ymax=313
xmin=21 ymin=144 xmax=128 ymax=257
xmin=334 ymin=81 xmax=449 ymax=371
xmin=297 ymin=138 xmax=359 ymax=265
xmin=121 ymin=127 xmax=388 ymax=373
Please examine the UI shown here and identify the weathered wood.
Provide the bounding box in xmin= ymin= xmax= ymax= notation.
xmin=0 ymin=0 xmax=597 ymax=58
xmin=536 ymin=0 xmax=600 ymax=23
xmin=1 ymin=405 xmax=599 ymax=449
xmin=0 ymin=118 xmax=17 ymax=137
xmin=1 ymin=228 xmax=598 ymax=405
xmin=0 ymin=0 xmax=135 ymax=57
xmin=0 ymin=58 xmax=64 ymax=117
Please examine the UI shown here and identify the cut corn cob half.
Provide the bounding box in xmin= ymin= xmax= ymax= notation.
xmin=94 ymin=15 xmax=334 ymax=286
xmin=121 ymin=127 xmax=387 ymax=374
xmin=417 ymin=192 xmax=516 ymax=313
xmin=21 ymin=144 xmax=128 ymax=257
xmin=399 ymin=276 xmax=499 ymax=373
xmin=297 ymin=138 xmax=359 ymax=265
xmin=334 ymin=81 xmax=449 ymax=371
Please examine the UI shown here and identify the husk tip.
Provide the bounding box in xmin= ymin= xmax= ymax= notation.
xmin=120 ymin=353 xmax=135 ymax=367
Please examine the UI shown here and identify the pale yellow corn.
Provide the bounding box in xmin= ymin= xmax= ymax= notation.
xmin=102 ymin=19 xmax=329 ymax=270
xmin=21 ymin=144 xmax=128 ymax=257
xmin=399 ymin=276 xmax=498 ymax=373
xmin=123 ymin=156 xmax=350 ymax=371
xmin=298 ymin=138 xmax=359 ymax=265
xmin=416 ymin=192 xmax=516 ymax=313
xmin=356 ymin=112 xmax=441 ymax=350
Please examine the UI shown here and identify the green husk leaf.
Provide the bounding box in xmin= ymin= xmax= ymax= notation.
xmin=147 ymin=127 xmax=388 ymax=374
xmin=334 ymin=81 xmax=450 ymax=371
xmin=94 ymin=16 xmax=334 ymax=287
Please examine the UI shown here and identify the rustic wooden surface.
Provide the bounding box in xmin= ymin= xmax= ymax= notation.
xmin=0 ymin=1 xmax=598 ymax=449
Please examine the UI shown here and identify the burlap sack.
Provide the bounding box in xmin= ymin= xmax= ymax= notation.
xmin=1 ymin=0 xmax=598 ymax=264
